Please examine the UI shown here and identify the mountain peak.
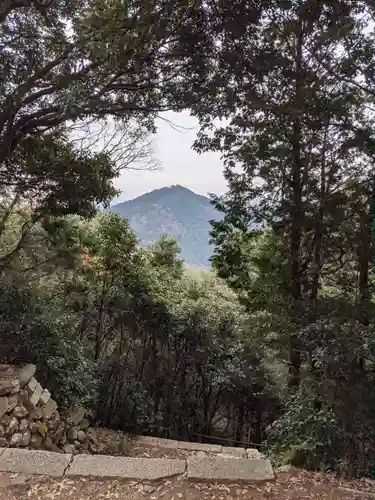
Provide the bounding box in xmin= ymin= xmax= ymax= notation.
xmin=110 ymin=185 xmax=220 ymax=267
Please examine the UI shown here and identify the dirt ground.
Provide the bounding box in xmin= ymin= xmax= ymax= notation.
xmin=0 ymin=468 xmax=374 ymax=500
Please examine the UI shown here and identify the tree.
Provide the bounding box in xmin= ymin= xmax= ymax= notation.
xmin=72 ymin=213 xmax=140 ymax=360
xmin=0 ymin=132 xmax=118 ymax=274
xmin=0 ymin=0 xmax=55 ymax=23
xmin=0 ymin=0 xmax=214 ymax=171
xmin=70 ymin=118 xmax=160 ymax=172
xmin=194 ymin=0 xmax=375 ymax=385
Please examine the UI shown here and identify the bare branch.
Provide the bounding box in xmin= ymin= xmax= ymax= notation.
xmin=68 ymin=118 xmax=160 ymax=173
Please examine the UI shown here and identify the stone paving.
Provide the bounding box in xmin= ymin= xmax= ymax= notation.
xmin=187 ymin=456 xmax=274 ymax=483
xmin=0 ymin=440 xmax=275 ymax=483
xmin=134 ymin=435 xmax=265 ymax=458
xmin=0 ymin=449 xmax=71 ymax=478
xmin=67 ymin=454 xmax=186 ymax=480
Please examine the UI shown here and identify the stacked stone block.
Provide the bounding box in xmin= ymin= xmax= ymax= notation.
xmin=0 ymin=364 xmax=92 ymax=454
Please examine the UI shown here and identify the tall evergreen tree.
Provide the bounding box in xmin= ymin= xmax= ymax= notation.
xmin=193 ymin=0 xmax=375 ymax=383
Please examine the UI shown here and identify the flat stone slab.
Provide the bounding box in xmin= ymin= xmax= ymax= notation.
xmin=221 ymin=446 xmax=246 ymax=458
xmin=187 ymin=457 xmax=274 ymax=483
xmin=178 ymin=441 xmax=222 ymax=453
xmin=67 ymin=455 xmax=186 ymax=480
xmin=246 ymin=448 xmax=263 ymax=459
xmin=135 ymin=436 xmax=179 ymax=449
xmin=0 ymin=449 xmax=71 ymax=478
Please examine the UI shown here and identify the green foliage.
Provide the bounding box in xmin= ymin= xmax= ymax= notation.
xmin=190 ymin=0 xmax=375 ymax=479
xmin=265 ymin=316 xmax=375 ymax=478
xmin=0 ymin=275 xmax=98 ymax=409
xmin=0 ymin=0 xmax=216 ymax=192
xmin=23 ymin=320 xmax=99 ymax=410
xmin=0 ymin=210 xmax=279 ymax=442
xmin=7 ymin=133 xmax=117 ymax=219
xmin=3 ymin=0 xmax=375 ymax=482
xmin=88 ymin=216 xmax=276 ymax=439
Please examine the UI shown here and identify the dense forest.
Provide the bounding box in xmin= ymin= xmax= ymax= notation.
xmin=1 ymin=0 xmax=375 ymax=480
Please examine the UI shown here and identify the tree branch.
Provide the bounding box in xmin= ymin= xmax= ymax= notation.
xmin=0 ymin=0 xmax=54 ymax=24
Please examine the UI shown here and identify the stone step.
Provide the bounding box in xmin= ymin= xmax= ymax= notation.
xmin=178 ymin=441 xmax=222 ymax=453
xmin=0 ymin=448 xmax=71 ymax=478
xmin=0 ymin=448 xmax=275 ymax=484
xmin=67 ymin=454 xmax=186 ymax=480
xmin=134 ymin=435 xmax=264 ymax=459
xmin=187 ymin=456 xmax=274 ymax=483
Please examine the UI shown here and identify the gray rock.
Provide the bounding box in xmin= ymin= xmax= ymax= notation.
xmin=6 ymin=417 xmax=18 ymax=436
xmin=18 ymin=365 xmax=36 ymax=389
xmin=30 ymin=434 xmax=42 ymax=449
xmin=79 ymin=418 xmax=90 ymax=430
xmin=59 ymin=433 xmax=67 ymax=446
xmin=44 ymin=436 xmax=53 ymax=450
xmin=7 ymin=395 xmax=19 ymax=414
xmin=0 ymin=415 xmax=10 ymax=427
xmin=187 ymin=456 xmax=275 ymax=483
xmin=0 ymin=378 xmax=19 ymax=397
xmin=68 ymin=427 xmax=78 ymax=442
xmin=53 ymin=423 xmax=66 ymax=442
xmin=0 ymin=448 xmax=72 ymax=477
xmin=67 ymin=407 xmax=85 ymax=426
xmin=77 ymin=430 xmax=86 ymax=443
xmin=28 ymin=421 xmax=40 ymax=433
xmin=47 ymin=415 xmax=60 ymax=431
xmin=0 ymin=437 xmax=7 ymax=447
xmin=0 ymin=397 xmax=8 ymax=418
xmin=0 ymin=425 xmax=4 ymax=437
xmin=41 ymin=399 xmax=57 ymax=420
xmin=29 ymin=408 xmax=42 ymax=420
xmin=12 ymin=406 xmax=28 ymax=419
xmin=18 ymin=419 xmax=28 ymax=432
xmin=39 ymin=389 xmax=51 ymax=406
xmin=0 ymin=366 xmax=20 ymax=396
xmin=20 ymin=431 xmax=31 ymax=447
xmin=29 ymin=383 xmax=43 ymax=408
xmin=67 ymin=455 xmax=186 ymax=480
xmin=9 ymin=433 xmax=23 ymax=447
xmin=27 ymin=377 xmax=37 ymax=392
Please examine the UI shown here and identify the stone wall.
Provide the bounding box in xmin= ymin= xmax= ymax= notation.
xmin=0 ymin=364 xmax=92 ymax=454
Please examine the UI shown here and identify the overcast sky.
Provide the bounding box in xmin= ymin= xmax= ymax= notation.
xmin=113 ymin=110 xmax=227 ymax=202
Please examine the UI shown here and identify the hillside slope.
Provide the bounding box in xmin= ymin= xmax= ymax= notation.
xmin=110 ymin=185 xmax=221 ymax=267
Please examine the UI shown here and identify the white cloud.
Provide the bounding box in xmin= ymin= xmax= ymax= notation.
xmin=113 ymin=111 xmax=227 ymax=201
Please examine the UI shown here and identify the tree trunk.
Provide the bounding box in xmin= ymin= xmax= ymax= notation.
xmin=357 ymin=200 xmax=371 ymax=327
xmin=310 ymin=121 xmax=329 ymax=302
xmin=288 ymin=21 xmax=304 ymax=389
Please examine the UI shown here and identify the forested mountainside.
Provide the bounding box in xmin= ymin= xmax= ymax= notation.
xmin=111 ymin=185 xmax=221 ymax=267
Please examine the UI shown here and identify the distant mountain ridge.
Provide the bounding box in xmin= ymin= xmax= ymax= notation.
xmin=110 ymin=185 xmax=221 ymax=267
